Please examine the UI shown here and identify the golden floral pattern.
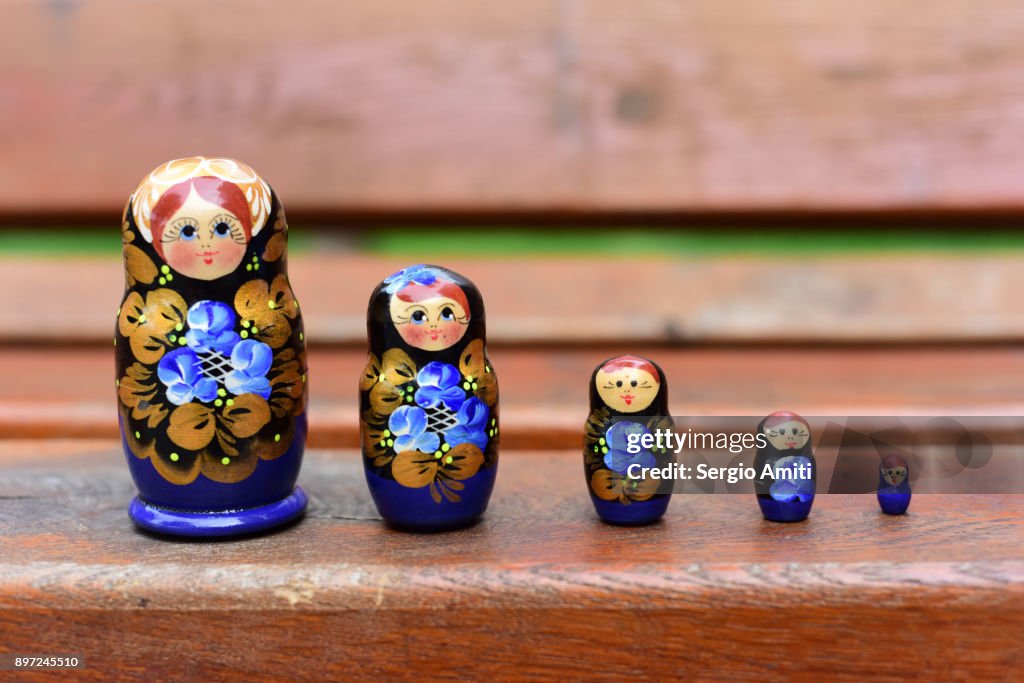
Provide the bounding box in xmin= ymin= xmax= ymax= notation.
xmin=117 ymin=198 xmax=307 ymax=486
xmin=359 ymin=339 xmax=497 ymax=503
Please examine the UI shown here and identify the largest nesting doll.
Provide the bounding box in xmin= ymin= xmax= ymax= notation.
xmin=360 ymin=265 xmax=498 ymax=530
xmin=116 ymin=157 xmax=308 ymax=536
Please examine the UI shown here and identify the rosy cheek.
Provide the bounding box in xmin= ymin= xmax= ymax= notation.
xmin=439 ymin=321 xmax=465 ymax=341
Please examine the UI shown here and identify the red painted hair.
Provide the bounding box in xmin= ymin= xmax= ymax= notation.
xmin=600 ymin=355 xmax=660 ymax=383
xmin=150 ymin=176 xmax=253 ymax=256
xmin=763 ymin=411 xmax=810 ymax=429
xmin=881 ymin=454 xmax=908 ymax=469
xmin=396 ymin=279 xmax=470 ymax=315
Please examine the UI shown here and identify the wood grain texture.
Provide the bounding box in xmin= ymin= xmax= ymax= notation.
xmin=2 ymin=346 xmax=1023 ymax=447
xmin=5 ymin=253 xmax=1024 ymax=345
xmin=5 ymin=1 xmax=1024 ymax=214
xmin=0 ymin=444 xmax=1021 ymax=680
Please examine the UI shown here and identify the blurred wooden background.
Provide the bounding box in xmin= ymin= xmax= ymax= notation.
xmin=4 ymin=0 xmax=1024 ymax=214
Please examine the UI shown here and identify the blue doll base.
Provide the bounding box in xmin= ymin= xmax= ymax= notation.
xmin=365 ymin=467 xmax=496 ymax=532
xmin=591 ymin=495 xmax=670 ymax=526
xmin=757 ymin=495 xmax=814 ymax=523
xmin=878 ymin=491 xmax=911 ymax=515
xmin=128 ymin=487 xmax=308 ymax=538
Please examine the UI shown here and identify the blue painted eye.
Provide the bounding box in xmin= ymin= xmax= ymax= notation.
xmin=214 ymin=222 xmax=231 ymax=237
xmin=180 ymin=225 xmax=197 ymax=240
xmin=440 ymin=307 xmax=454 ymax=321
xmin=411 ymin=311 xmax=426 ymax=325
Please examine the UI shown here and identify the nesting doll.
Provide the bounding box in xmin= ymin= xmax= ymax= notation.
xmin=116 ymin=157 xmax=307 ymax=536
xmin=360 ymin=265 xmax=498 ymax=530
xmin=753 ymin=411 xmax=816 ymax=523
xmin=584 ymin=355 xmax=672 ymax=525
xmin=877 ymin=454 xmax=911 ymax=515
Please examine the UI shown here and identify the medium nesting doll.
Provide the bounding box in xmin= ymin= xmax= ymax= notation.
xmin=753 ymin=411 xmax=816 ymax=523
xmin=584 ymin=355 xmax=672 ymax=525
xmin=116 ymin=157 xmax=307 ymax=536
xmin=877 ymin=454 xmax=911 ymax=515
xmin=360 ymin=265 xmax=498 ymax=530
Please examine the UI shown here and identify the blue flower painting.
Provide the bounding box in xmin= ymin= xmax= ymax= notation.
xmin=388 ymin=406 xmax=441 ymax=454
xmin=415 ymin=362 xmax=465 ymax=412
xmin=383 ymin=264 xmax=439 ymax=294
xmin=157 ymin=348 xmax=219 ymax=406
xmin=769 ymin=455 xmax=815 ymax=502
xmin=225 ymin=339 xmax=274 ymax=399
xmin=185 ymin=301 xmax=240 ymax=355
xmin=444 ymin=397 xmax=490 ymax=450
xmin=604 ymin=421 xmax=656 ymax=475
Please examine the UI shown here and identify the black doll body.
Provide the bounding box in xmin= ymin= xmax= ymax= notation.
xmin=877 ymin=454 xmax=911 ymax=515
xmin=753 ymin=411 xmax=816 ymax=523
xmin=360 ymin=265 xmax=498 ymax=530
xmin=116 ymin=157 xmax=308 ymax=537
xmin=584 ymin=355 xmax=672 ymax=525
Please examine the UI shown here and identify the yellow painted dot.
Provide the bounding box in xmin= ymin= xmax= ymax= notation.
xmin=169 ymin=452 xmax=179 ymax=462
xmin=379 ymin=439 xmax=386 ymax=447
xmin=268 ymin=300 xmax=276 ymax=309
xmin=242 ymin=320 xmax=250 ymax=328
xmin=382 ymin=429 xmax=391 ymax=437
xmin=241 ymin=330 xmax=249 ymax=339
xmin=299 ymin=332 xmax=304 ymax=341
xmin=274 ymin=433 xmax=281 ymax=442
xmin=214 ymin=399 xmax=223 ymax=407
xmin=169 ymin=334 xmax=176 ymax=342
xmin=471 ymin=383 xmax=478 ymax=390
xmin=116 ymin=379 xmax=119 ymax=386
xmin=466 ymin=375 xmax=474 ymax=382
xmin=386 ymin=439 xmax=394 ymax=447
xmin=221 ymin=457 xmax=230 ymax=465
xmin=160 ymin=265 xmax=170 ymax=274
xmin=166 ymin=274 xmax=173 ymax=282
xmin=218 ymin=388 xmax=227 ymax=397
xmin=252 ymin=326 xmax=259 ymax=334
xmin=445 ymin=455 xmax=453 ymax=464
xmin=134 ymin=431 xmax=140 ymax=439
xmin=226 ymin=399 xmax=234 ymax=406
xmin=178 ymin=337 xmax=187 ymax=345
xmin=302 ymin=374 xmax=307 ymax=383
xmin=175 ymin=323 xmax=183 ymax=332
xmin=434 ymin=452 xmax=442 ymax=459
xmin=485 ymin=365 xmax=491 ymax=373
xmin=137 ymin=314 xmax=146 ymax=323
xmin=158 ymin=277 xmax=166 ymax=285
xmin=246 ymin=264 xmax=253 ymax=272
xmin=254 ymin=264 xmax=260 ymax=271
xmin=442 ymin=443 xmax=450 ymax=452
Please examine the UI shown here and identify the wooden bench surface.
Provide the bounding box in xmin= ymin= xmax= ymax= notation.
xmin=0 ymin=442 xmax=1021 ymax=680
xmin=5 ymin=253 xmax=1024 ymax=345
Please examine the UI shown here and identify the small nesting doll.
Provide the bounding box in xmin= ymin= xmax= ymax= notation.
xmin=877 ymin=454 xmax=911 ymax=515
xmin=360 ymin=265 xmax=498 ymax=530
xmin=754 ymin=411 xmax=816 ymax=523
xmin=584 ymin=355 xmax=672 ymax=525
xmin=116 ymin=157 xmax=307 ymax=536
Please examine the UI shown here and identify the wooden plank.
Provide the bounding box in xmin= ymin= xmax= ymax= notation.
xmin=0 ymin=445 xmax=1021 ymax=680
xmin=4 ymin=253 xmax=1024 ymax=345
xmin=3 ymin=346 xmax=1024 ymax=446
xmin=4 ymin=1 xmax=1024 ymax=213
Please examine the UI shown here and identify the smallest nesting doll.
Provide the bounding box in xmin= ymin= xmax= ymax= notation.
xmin=877 ymin=454 xmax=911 ymax=515
xmin=584 ymin=355 xmax=673 ymax=525
xmin=754 ymin=411 xmax=816 ymax=523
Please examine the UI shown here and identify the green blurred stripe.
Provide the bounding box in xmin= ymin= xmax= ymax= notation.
xmin=2 ymin=227 xmax=1024 ymax=256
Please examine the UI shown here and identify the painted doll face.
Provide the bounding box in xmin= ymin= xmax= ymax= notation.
xmin=764 ymin=420 xmax=810 ymax=450
xmin=882 ymin=464 xmax=907 ymax=486
xmin=159 ymin=186 xmax=248 ymax=280
xmin=389 ymin=294 xmax=469 ymax=351
xmin=596 ymin=366 xmax=659 ymax=413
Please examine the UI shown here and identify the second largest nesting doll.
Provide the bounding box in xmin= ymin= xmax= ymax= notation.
xmin=116 ymin=157 xmax=307 ymax=536
xmin=360 ymin=265 xmax=498 ymax=530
